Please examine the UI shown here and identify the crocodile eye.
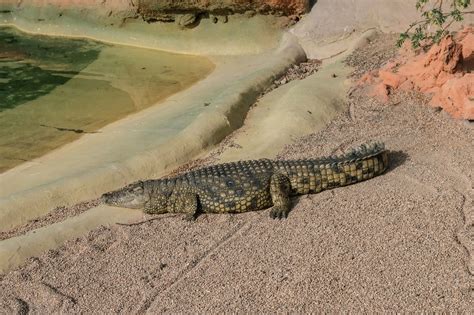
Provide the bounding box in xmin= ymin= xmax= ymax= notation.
xmin=133 ymin=186 xmax=143 ymax=194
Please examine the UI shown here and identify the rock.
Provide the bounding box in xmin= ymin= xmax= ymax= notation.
xmin=221 ymin=15 xmax=228 ymax=23
xmin=460 ymin=31 xmax=474 ymax=59
xmin=366 ymin=27 xmax=474 ymax=119
xmin=378 ymin=70 xmax=405 ymax=89
xmin=289 ymin=15 xmax=300 ymax=22
xmin=430 ymin=73 xmax=474 ymax=120
xmin=138 ymin=0 xmax=310 ymax=17
xmin=398 ymin=79 xmax=414 ymax=91
xmin=143 ymin=14 xmax=175 ymax=23
xmin=210 ymin=15 xmax=218 ymax=23
xmin=423 ymin=36 xmax=463 ymax=74
xmin=177 ymin=13 xmax=197 ymax=27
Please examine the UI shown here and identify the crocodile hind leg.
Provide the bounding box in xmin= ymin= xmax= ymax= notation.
xmin=168 ymin=191 xmax=199 ymax=221
xmin=269 ymin=173 xmax=292 ymax=219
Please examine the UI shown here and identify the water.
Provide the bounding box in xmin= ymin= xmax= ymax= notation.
xmin=0 ymin=27 xmax=214 ymax=173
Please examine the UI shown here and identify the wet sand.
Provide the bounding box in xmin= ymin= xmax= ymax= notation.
xmin=0 ymin=34 xmax=473 ymax=312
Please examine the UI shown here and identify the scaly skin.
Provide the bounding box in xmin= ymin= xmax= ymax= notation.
xmin=102 ymin=142 xmax=389 ymax=219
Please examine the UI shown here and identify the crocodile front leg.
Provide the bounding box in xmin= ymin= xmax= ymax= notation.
xmin=269 ymin=173 xmax=292 ymax=219
xmin=168 ymin=191 xmax=199 ymax=221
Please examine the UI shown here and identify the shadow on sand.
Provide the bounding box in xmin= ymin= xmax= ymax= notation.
xmin=386 ymin=150 xmax=408 ymax=173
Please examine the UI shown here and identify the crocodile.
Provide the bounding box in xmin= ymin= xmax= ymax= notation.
xmin=102 ymin=142 xmax=389 ymax=219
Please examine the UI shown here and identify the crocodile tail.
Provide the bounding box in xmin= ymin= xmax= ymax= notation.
xmin=273 ymin=142 xmax=388 ymax=195
xmin=336 ymin=141 xmax=389 ymax=180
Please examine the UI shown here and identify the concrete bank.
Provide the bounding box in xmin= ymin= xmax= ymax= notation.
xmin=217 ymin=59 xmax=351 ymax=162
xmin=0 ymin=4 xmax=287 ymax=56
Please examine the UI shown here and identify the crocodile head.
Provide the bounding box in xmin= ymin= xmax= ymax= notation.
xmin=102 ymin=181 xmax=147 ymax=209
xmin=102 ymin=180 xmax=174 ymax=214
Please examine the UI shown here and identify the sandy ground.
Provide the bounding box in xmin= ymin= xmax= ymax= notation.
xmin=1 ymin=34 xmax=474 ymax=312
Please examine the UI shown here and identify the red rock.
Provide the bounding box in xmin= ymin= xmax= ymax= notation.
xmin=398 ymin=79 xmax=414 ymax=91
xmin=378 ymin=70 xmax=406 ymax=89
xmin=430 ymin=73 xmax=474 ymax=119
xmin=365 ymin=27 xmax=474 ymax=119
xmin=458 ymin=26 xmax=474 ymax=59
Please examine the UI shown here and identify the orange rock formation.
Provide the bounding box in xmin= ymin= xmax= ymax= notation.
xmin=365 ymin=27 xmax=474 ymax=120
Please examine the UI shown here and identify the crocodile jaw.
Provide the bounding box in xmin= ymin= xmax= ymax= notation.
xmin=101 ymin=182 xmax=147 ymax=209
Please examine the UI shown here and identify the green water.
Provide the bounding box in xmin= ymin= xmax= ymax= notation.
xmin=0 ymin=27 xmax=214 ymax=173
xmin=0 ymin=27 xmax=102 ymax=110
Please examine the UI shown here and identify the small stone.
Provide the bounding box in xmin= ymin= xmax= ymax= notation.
xmin=178 ymin=14 xmax=197 ymax=27
xmin=289 ymin=15 xmax=300 ymax=22
xmin=431 ymin=106 xmax=443 ymax=113
xmin=221 ymin=15 xmax=228 ymax=23
xmin=144 ymin=14 xmax=175 ymax=23
xmin=210 ymin=15 xmax=218 ymax=24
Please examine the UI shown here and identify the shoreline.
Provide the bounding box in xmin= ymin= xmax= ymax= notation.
xmin=0 ymin=9 xmax=287 ymax=56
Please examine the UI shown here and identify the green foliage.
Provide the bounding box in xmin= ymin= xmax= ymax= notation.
xmin=398 ymin=0 xmax=472 ymax=48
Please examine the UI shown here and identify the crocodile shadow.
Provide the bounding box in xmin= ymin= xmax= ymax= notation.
xmin=386 ymin=150 xmax=408 ymax=173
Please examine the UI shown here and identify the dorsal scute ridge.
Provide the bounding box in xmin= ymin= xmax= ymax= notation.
xmin=314 ymin=141 xmax=386 ymax=164
xmin=272 ymin=142 xmax=385 ymax=167
xmin=342 ymin=141 xmax=385 ymax=160
xmin=302 ymin=142 xmax=385 ymax=165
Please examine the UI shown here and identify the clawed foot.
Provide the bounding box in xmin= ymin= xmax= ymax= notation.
xmin=269 ymin=206 xmax=289 ymax=220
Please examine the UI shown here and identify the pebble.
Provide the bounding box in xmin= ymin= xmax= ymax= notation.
xmin=178 ymin=14 xmax=197 ymax=27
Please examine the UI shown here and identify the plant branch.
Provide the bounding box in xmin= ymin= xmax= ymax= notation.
xmin=398 ymin=0 xmax=472 ymax=48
